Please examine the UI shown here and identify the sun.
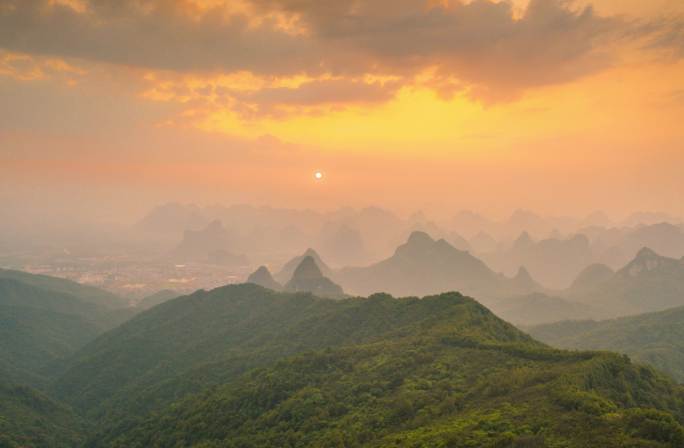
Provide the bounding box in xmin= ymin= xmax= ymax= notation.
xmin=314 ymin=171 xmax=324 ymax=180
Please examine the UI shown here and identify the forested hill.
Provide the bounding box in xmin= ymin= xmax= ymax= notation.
xmin=53 ymin=284 xmax=530 ymax=422
xmin=530 ymin=305 xmax=684 ymax=383
xmin=0 ymin=276 xmax=133 ymax=388
xmin=0 ymin=371 xmax=84 ymax=447
xmin=46 ymin=284 xmax=684 ymax=447
xmin=0 ymin=268 xmax=126 ymax=309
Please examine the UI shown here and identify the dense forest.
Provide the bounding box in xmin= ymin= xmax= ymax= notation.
xmin=531 ymin=305 xmax=684 ymax=383
xmin=2 ymin=271 xmax=684 ymax=446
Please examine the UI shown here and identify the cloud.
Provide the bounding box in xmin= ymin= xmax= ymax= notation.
xmin=0 ymin=0 xmax=680 ymax=106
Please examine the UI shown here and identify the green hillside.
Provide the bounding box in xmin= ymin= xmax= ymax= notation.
xmin=46 ymin=285 xmax=684 ymax=447
xmin=0 ymin=268 xmax=127 ymax=309
xmin=87 ymin=293 xmax=684 ymax=447
xmin=0 ymin=372 xmax=84 ymax=447
xmin=55 ymin=285 xmax=504 ymax=422
xmin=0 ymin=278 xmax=135 ymax=388
xmin=530 ymin=306 xmax=684 ymax=383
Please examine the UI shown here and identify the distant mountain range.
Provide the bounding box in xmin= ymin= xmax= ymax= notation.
xmin=565 ymin=247 xmax=684 ymax=316
xmin=336 ymin=231 xmax=541 ymax=302
xmin=173 ymin=220 xmax=249 ymax=266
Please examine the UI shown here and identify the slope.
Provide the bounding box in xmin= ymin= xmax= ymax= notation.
xmin=530 ymin=305 xmax=684 ymax=383
xmin=0 ymin=268 xmax=126 ymax=309
xmin=93 ymin=293 xmax=684 ymax=448
xmin=0 ymin=278 xmax=134 ymax=388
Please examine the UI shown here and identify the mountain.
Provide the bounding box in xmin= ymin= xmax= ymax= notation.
xmin=246 ymin=266 xmax=282 ymax=291
xmin=55 ymin=284 xmax=445 ymax=422
xmin=483 ymin=232 xmax=594 ymax=289
xmin=624 ymin=223 xmax=684 ymax=260
xmin=0 ymin=268 xmax=126 ymax=309
xmin=530 ymin=305 xmax=684 ymax=383
xmin=0 ymin=276 xmax=135 ymax=387
xmin=135 ymin=202 xmax=208 ymax=235
xmin=448 ymin=231 xmax=471 ymax=252
xmin=173 ymin=220 xmax=248 ymax=265
xmin=0 ymin=372 xmax=84 ymax=447
xmin=469 ymin=231 xmax=498 ymax=253
xmin=284 ymin=257 xmax=345 ymax=298
xmin=319 ymin=224 xmax=367 ymax=266
xmin=510 ymin=266 xmax=540 ymax=291
xmin=568 ymin=247 xmax=684 ymax=315
xmin=83 ymin=291 xmax=684 ymax=448
xmin=274 ymin=248 xmax=334 ymax=284
xmin=336 ymin=231 xmax=537 ymax=302
xmin=569 ymin=263 xmax=615 ymax=293
xmin=136 ymin=289 xmax=180 ymax=310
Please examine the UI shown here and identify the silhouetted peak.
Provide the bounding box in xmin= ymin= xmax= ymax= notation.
xmin=292 ymin=256 xmax=323 ymax=280
xmin=247 ymin=266 xmax=282 ymax=291
xmin=248 ymin=266 xmax=272 ymax=281
xmin=635 ymin=247 xmax=660 ymax=260
xmin=205 ymin=220 xmax=225 ymax=232
xmin=622 ymin=247 xmax=669 ymax=277
xmin=303 ymin=248 xmax=321 ymax=259
xmin=515 ymin=266 xmax=533 ymax=282
xmin=571 ymin=263 xmax=615 ymax=290
xmin=406 ymin=231 xmax=435 ymax=248
xmin=285 ymin=256 xmax=345 ymax=298
xmin=513 ymin=231 xmax=534 ymax=248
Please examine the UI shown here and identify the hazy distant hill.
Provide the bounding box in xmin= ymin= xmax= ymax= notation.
xmin=336 ymin=231 xmax=538 ymax=301
xmin=319 ymin=224 xmax=367 ymax=266
xmin=570 ymin=263 xmax=615 ymax=293
xmin=530 ymin=305 xmax=684 ymax=383
xmin=284 ymin=256 xmax=345 ymax=298
xmin=246 ymin=266 xmax=282 ymax=291
xmin=275 ymin=248 xmax=334 ymax=284
xmin=483 ymin=232 xmax=594 ymax=289
xmin=77 ymin=289 xmax=684 ymax=448
xmin=173 ymin=220 xmax=248 ymax=265
xmin=567 ymin=247 xmax=684 ymax=315
xmin=135 ymin=202 xmax=208 ymax=235
xmin=0 ymin=277 xmax=134 ymax=387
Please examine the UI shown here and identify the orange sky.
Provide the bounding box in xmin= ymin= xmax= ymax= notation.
xmin=1 ymin=0 xmax=683 ymax=220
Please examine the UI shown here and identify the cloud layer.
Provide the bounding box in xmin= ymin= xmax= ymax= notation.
xmin=0 ymin=0 xmax=637 ymax=102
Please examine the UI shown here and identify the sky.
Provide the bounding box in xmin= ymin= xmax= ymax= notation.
xmin=1 ymin=0 xmax=683 ymax=223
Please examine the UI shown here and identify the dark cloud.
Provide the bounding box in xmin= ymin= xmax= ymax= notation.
xmin=230 ymin=78 xmax=401 ymax=116
xmin=0 ymin=0 xmax=672 ymax=101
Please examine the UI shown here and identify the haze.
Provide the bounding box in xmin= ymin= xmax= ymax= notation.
xmin=1 ymin=0 xmax=684 ymax=226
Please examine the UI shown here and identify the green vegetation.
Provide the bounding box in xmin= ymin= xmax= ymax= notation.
xmin=0 ymin=372 xmax=84 ymax=448
xmin=88 ymin=292 xmax=684 ymax=447
xmin=3 ymin=277 xmax=684 ymax=446
xmin=530 ymin=305 xmax=684 ymax=383
xmin=0 ymin=278 xmax=135 ymax=388
xmin=0 ymin=268 xmax=126 ymax=309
